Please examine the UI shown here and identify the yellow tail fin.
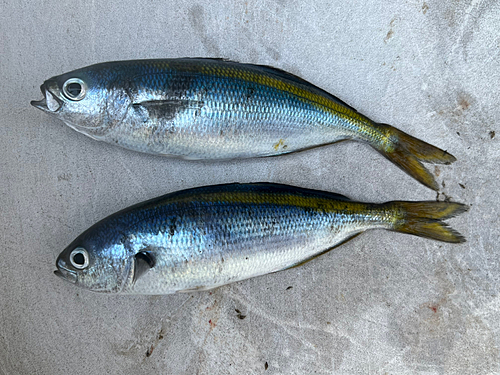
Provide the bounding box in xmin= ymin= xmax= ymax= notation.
xmin=375 ymin=123 xmax=456 ymax=190
xmin=389 ymin=201 xmax=468 ymax=243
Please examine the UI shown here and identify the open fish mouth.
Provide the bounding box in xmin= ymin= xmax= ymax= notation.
xmin=31 ymin=84 xmax=62 ymax=112
xmin=54 ymin=257 xmax=77 ymax=284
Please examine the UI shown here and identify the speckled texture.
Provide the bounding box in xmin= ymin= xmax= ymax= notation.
xmin=32 ymin=58 xmax=455 ymax=190
xmin=30 ymin=58 xmax=379 ymax=159
xmin=55 ymin=183 xmax=409 ymax=295
xmin=1 ymin=0 xmax=499 ymax=374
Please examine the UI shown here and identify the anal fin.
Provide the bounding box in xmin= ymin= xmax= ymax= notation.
xmin=177 ymin=285 xmax=217 ymax=293
xmin=287 ymin=233 xmax=362 ymax=270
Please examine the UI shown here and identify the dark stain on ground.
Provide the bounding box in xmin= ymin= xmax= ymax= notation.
xmin=206 ymin=300 xmax=217 ymax=311
xmin=145 ymin=328 xmax=165 ymax=359
xmin=387 ymin=261 xmax=500 ymax=372
xmin=454 ymin=92 xmax=474 ymax=115
xmin=422 ymin=2 xmax=429 ymax=14
xmin=384 ymin=29 xmax=394 ymax=43
xmin=457 ymin=131 xmax=460 ymax=136
xmin=437 ymin=92 xmax=474 ymax=119
xmin=459 ymin=183 xmax=466 ymax=189
xmin=209 ymin=319 xmax=216 ymax=328
xmin=436 ymin=191 xmax=452 ymax=202
xmin=235 ymin=309 xmax=246 ymax=320
xmin=265 ymin=362 xmax=269 ymax=370
xmin=458 ymin=97 xmax=470 ymax=110
xmin=57 ymin=173 xmax=72 ymax=181
xmin=490 ymin=131 xmax=495 ymax=139
xmin=265 ymin=46 xmax=281 ymax=61
xmin=384 ymin=17 xmax=397 ymax=43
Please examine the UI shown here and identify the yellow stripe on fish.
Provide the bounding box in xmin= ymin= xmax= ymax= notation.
xmin=32 ymin=58 xmax=457 ymax=190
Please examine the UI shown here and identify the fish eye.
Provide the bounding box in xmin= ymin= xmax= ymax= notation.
xmin=70 ymin=247 xmax=89 ymax=269
xmin=62 ymin=78 xmax=86 ymax=101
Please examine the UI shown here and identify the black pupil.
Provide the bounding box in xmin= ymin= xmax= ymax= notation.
xmin=67 ymin=83 xmax=82 ymax=97
xmin=73 ymin=252 xmax=85 ymax=265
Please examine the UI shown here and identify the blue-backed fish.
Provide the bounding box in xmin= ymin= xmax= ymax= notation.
xmin=54 ymin=183 xmax=467 ymax=294
xmin=32 ymin=59 xmax=456 ymax=190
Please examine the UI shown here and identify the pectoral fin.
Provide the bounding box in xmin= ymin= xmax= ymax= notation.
xmin=132 ymin=100 xmax=203 ymax=122
xmin=133 ymin=251 xmax=156 ymax=284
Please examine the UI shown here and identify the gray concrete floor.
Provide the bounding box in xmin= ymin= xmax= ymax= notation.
xmin=1 ymin=0 xmax=499 ymax=374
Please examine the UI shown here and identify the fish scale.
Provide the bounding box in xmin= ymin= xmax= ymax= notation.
xmin=32 ymin=58 xmax=457 ymax=189
xmin=54 ymin=183 xmax=467 ymax=294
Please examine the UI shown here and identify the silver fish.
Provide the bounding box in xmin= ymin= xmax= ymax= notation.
xmin=54 ymin=183 xmax=467 ymax=294
xmin=32 ymin=59 xmax=455 ymax=190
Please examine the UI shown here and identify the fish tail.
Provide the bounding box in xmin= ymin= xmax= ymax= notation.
xmin=373 ymin=123 xmax=456 ymax=190
xmin=387 ymin=201 xmax=468 ymax=243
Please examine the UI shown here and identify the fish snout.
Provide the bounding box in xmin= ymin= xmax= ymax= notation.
xmin=54 ymin=255 xmax=77 ymax=284
xmin=31 ymin=81 xmax=62 ymax=112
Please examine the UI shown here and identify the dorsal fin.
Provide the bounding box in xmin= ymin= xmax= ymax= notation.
xmin=180 ymin=58 xmax=361 ymax=113
xmin=217 ymin=59 xmax=360 ymax=113
xmin=243 ymin=182 xmax=353 ymax=202
xmin=257 ymin=65 xmax=360 ymax=112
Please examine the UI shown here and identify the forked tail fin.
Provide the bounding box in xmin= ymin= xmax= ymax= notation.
xmin=389 ymin=201 xmax=468 ymax=243
xmin=374 ymin=123 xmax=456 ymax=190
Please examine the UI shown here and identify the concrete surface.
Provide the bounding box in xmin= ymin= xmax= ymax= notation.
xmin=1 ymin=0 xmax=499 ymax=374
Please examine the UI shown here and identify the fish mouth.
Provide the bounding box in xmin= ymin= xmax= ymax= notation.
xmin=31 ymin=83 xmax=63 ymax=113
xmin=54 ymin=256 xmax=77 ymax=284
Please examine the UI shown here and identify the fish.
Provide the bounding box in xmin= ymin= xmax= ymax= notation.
xmin=31 ymin=58 xmax=455 ymax=190
xmin=54 ymin=183 xmax=467 ymax=294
